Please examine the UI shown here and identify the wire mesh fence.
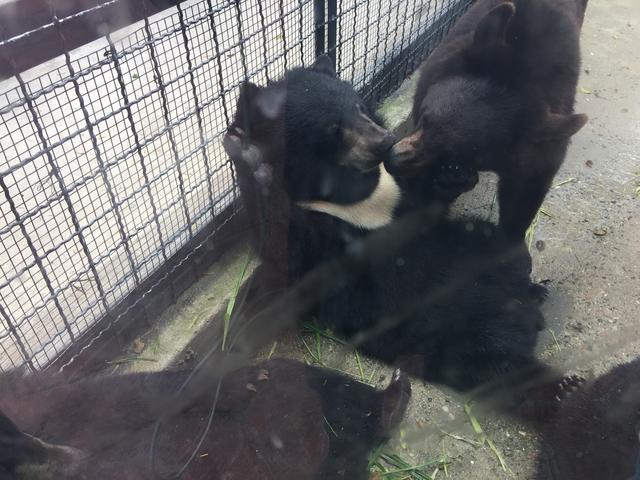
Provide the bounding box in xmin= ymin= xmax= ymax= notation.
xmin=0 ymin=0 xmax=471 ymax=372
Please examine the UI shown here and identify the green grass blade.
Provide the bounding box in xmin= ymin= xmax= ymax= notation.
xmin=553 ymin=177 xmax=576 ymax=188
xmin=355 ymin=350 xmax=366 ymax=381
xmin=267 ymin=340 xmax=278 ymax=359
xmin=549 ymin=328 xmax=562 ymax=352
xmin=525 ymin=210 xmax=541 ymax=251
xmin=302 ymin=322 xmax=347 ymax=345
xmin=464 ymin=402 xmax=510 ymax=473
xmin=463 ymin=403 xmax=484 ymax=436
xmin=221 ymin=251 xmax=252 ymax=350
xmin=323 ymin=416 xmax=339 ymax=437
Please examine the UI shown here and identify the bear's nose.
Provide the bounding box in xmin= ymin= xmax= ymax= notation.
xmin=374 ymin=133 xmax=396 ymax=156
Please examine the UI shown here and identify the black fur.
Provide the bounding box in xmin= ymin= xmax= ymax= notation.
xmin=225 ymin=59 xmax=554 ymax=406
xmin=0 ymin=358 xmax=410 ymax=480
xmin=388 ymin=0 xmax=588 ymax=240
xmin=536 ymin=358 xmax=640 ymax=480
xmin=319 ymin=217 xmax=548 ymax=394
xmin=225 ymin=56 xmax=396 ymax=285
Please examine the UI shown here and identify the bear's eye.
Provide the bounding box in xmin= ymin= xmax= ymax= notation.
xmin=327 ymin=123 xmax=340 ymax=136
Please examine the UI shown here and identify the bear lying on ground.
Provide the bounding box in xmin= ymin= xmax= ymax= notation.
xmin=224 ymin=58 xmax=560 ymax=411
xmin=0 ymin=358 xmax=410 ymax=480
xmin=387 ymin=0 xmax=589 ymax=240
xmin=536 ymin=357 xmax=640 ymax=480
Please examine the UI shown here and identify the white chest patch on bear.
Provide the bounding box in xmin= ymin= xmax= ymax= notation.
xmin=296 ymin=165 xmax=401 ymax=230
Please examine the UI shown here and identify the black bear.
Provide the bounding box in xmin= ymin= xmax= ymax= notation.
xmin=224 ymin=58 xmax=557 ymax=409
xmin=536 ymin=357 xmax=640 ymax=480
xmin=0 ymin=358 xmax=410 ymax=480
xmin=318 ymin=216 xmax=551 ymax=397
xmin=387 ymin=0 xmax=589 ymax=240
xmin=223 ymin=55 xmax=398 ymax=288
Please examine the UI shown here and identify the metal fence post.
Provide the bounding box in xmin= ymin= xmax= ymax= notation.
xmin=327 ymin=0 xmax=337 ymax=65
xmin=314 ymin=0 xmax=325 ymax=57
xmin=314 ymin=0 xmax=336 ymax=63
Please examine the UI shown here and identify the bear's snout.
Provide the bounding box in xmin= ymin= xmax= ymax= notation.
xmin=386 ymin=130 xmax=425 ymax=175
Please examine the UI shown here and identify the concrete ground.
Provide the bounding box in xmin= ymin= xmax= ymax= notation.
xmin=120 ymin=0 xmax=640 ymax=477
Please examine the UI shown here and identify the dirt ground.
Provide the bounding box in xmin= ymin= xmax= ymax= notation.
xmin=277 ymin=0 xmax=640 ymax=477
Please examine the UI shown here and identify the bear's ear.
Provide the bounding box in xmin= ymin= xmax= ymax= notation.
xmin=0 ymin=409 xmax=21 ymax=439
xmin=1 ymin=409 xmax=31 ymax=469
xmin=534 ymin=111 xmax=588 ymax=142
xmin=236 ymin=82 xmax=285 ymax=121
xmin=312 ymin=54 xmax=336 ymax=77
xmin=238 ymin=81 xmax=262 ymax=107
xmin=0 ymin=410 xmax=87 ymax=476
xmin=379 ymin=370 xmax=411 ymax=436
xmin=473 ymin=2 xmax=515 ymax=48
xmin=234 ymin=82 xmax=262 ymax=125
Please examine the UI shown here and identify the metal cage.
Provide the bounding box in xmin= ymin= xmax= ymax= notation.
xmin=0 ymin=0 xmax=471 ymax=372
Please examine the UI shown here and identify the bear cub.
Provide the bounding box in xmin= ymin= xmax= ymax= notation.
xmin=0 ymin=358 xmax=410 ymax=480
xmin=388 ymin=0 xmax=589 ymax=240
xmin=224 ymin=55 xmax=401 ymax=288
